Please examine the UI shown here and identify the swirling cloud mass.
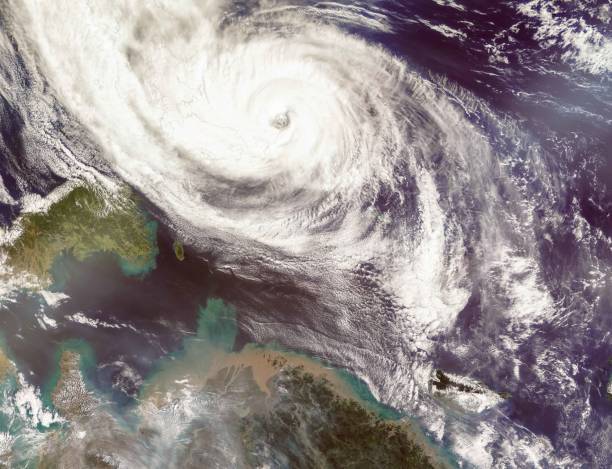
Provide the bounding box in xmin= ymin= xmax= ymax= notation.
xmin=1 ymin=0 xmax=611 ymax=467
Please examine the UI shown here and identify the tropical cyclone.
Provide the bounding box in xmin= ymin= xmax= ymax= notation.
xmin=3 ymin=1 xmax=576 ymax=466
xmin=10 ymin=0 xmax=530 ymax=332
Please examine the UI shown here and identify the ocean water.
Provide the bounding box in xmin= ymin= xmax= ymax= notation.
xmin=0 ymin=0 xmax=610 ymax=466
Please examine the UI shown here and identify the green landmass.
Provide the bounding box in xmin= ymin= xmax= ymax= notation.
xmin=0 ymin=298 xmax=445 ymax=467
xmin=51 ymin=350 xmax=96 ymax=418
xmin=193 ymin=300 xmax=440 ymax=467
xmin=3 ymin=186 xmax=158 ymax=284
xmin=42 ymin=339 xmax=97 ymax=412
xmin=432 ymin=370 xmax=482 ymax=393
xmin=0 ymin=348 xmax=13 ymax=382
xmin=241 ymin=366 xmax=436 ymax=469
xmin=173 ymin=240 xmax=185 ymax=261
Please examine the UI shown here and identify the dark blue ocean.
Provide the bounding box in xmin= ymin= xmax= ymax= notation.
xmin=0 ymin=1 xmax=610 ymax=467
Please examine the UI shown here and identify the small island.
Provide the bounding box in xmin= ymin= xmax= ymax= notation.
xmin=173 ymin=240 xmax=185 ymax=261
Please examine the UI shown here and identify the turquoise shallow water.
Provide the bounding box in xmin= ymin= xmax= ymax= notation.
xmin=50 ymin=219 xmax=159 ymax=292
xmin=41 ymin=214 xmax=415 ymax=428
xmin=40 ymin=339 xmax=97 ymax=412
xmin=116 ymin=220 xmax=159 ymax=277
xmin=0 ymin=290 xmax=455 ymax=467
xmin=195 ymin=299 xmax=238 ymax=353
xmin=1 ymin=220 xmax=454 ymax=466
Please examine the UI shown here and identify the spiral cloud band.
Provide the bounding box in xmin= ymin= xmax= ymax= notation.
xmin=15 ymin=0 xmax=490 ymax=329
xmin=6 ymin=0 xmax=577 ymax=466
